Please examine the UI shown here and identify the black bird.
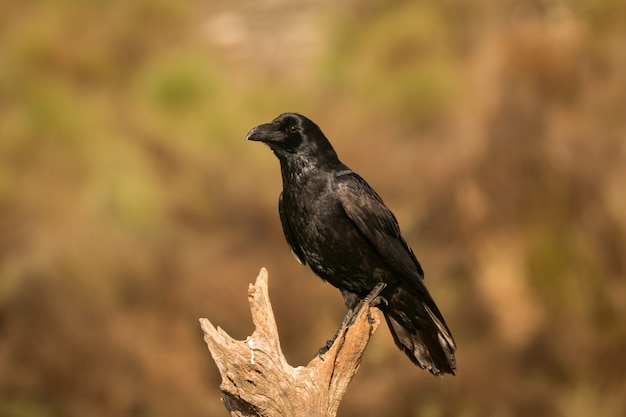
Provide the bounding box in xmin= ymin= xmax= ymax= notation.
xmin=246 ymin=113 xmax=456 ymax=376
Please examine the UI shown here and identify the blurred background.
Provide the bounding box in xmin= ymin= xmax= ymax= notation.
xmin=1 ymin=0 xmax=625 ymax=416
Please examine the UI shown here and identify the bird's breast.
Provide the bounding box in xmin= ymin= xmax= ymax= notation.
xmin=282 ymin=181 xmax=388 ymax=294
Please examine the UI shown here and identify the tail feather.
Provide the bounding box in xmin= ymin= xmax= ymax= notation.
xmin=382 ymin=287 xmax=456 ymax=376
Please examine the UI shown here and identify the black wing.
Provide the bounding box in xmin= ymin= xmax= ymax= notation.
xmin=335 ymin=172 xmax=451 ymax=327
xmin=336 ymin=172 xmax=423 ymax=285
xmin=278 ymin=192 xmax=306 ymax=265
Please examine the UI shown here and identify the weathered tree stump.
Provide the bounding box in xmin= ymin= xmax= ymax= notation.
xmin=199 ymin=267 xmax=381 ymax=417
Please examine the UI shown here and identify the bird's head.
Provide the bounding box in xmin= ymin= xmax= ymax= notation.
xmin=246 ymin=113 xmax=340 ymax=167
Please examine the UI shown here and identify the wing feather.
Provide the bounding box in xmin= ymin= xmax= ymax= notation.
xmin=335 ymin=172 xmax=424 ymax=288
xmin=335 ymin=172 xmax=451 ymax=328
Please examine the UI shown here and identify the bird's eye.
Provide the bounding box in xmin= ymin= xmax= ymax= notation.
xmin=288 ymin=125 xmax=298 ymax=134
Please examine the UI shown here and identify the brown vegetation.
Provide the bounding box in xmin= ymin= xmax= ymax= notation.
xmin=1 ymin=1 xmax=625 ymax=416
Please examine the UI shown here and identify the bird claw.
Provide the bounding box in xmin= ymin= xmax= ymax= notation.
xmin=317 ymin=339 xmax=333 ymax=359
xmin=316 ymin=283 xmax=387 ymax=360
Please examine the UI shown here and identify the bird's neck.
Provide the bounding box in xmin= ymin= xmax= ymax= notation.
xmin=278 ymin=153 xmax=345 ymax=188
xmin=279 ymin=154 xmax=318 ymax=187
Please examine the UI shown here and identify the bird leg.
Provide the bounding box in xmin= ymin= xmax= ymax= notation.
xmin=363 ymin=282 xmax=387 ymax=324
xmin=363 ymin=282 xmax=388 ymax=307
xmin=318 ymin=283 xmax=387 ymax=357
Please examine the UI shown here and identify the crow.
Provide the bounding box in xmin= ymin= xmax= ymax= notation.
xmin=246 ymin=113 xmax=456 ymax=376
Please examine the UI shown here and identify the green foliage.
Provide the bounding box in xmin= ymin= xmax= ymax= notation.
xmin=323 ymin=3 xmax=458 ymax=129
xmin=0 ymin=402 xmax=52 ymax=417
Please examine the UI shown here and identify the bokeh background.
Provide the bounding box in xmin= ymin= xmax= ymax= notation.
xmin=1 ymin=0 xmax=625 ymax=416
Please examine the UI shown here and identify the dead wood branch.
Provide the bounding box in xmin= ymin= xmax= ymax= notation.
xmin=199 ymin=267 xmax=381 ymax=417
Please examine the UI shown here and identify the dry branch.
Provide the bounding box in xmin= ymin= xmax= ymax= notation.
xmin=199 ymin=267 xmax=381 ymax=417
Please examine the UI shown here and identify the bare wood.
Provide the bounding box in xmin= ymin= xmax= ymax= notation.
xmin=199 ymin=267 xmax=381 ymax=417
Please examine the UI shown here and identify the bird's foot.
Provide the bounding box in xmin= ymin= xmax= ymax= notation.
xmin=317 ymin=317 xmax=346 ymax=359
xmin=342 ymin=284 xmax=387 ymax=328
xmin=318 ymin=283 xmax=387 ymax=358
xmin=317 ymin=339 xmax=333 ymax=359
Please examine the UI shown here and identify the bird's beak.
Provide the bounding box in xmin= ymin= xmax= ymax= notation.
xmin=245 ymin=123 xmax=277 ymax=143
